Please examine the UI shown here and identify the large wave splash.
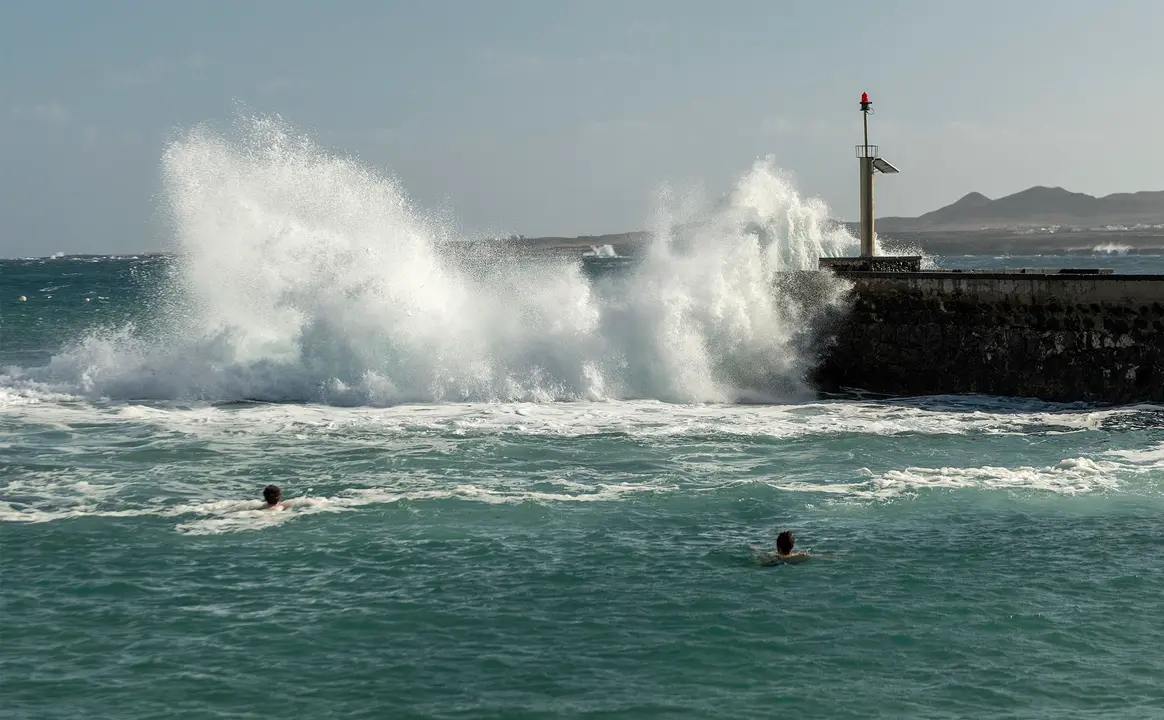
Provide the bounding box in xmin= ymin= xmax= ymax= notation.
xmin=25 ymin=115 xmax=859 ymax=405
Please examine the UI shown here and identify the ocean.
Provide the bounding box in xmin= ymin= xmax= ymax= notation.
xmin=5 ymin=117 xmax=1164 ymax=718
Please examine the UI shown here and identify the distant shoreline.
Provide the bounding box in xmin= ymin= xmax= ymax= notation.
xmin=8 ymin=225 xmax=1164 ymax=262
xmin=877 ymin=185 xmax=1164 ymax=233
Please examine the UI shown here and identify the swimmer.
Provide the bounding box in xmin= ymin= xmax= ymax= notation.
xmin=262 ymin=484 xmax=287 ymax=510
xmin=756 ymin=530 xmax=811 ymax=565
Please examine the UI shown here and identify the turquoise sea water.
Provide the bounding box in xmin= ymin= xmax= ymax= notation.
xmin=5 ymin=122 xmax=1164 ymax=717
xmin=6 ymin=251 xmax=1164 ymax=719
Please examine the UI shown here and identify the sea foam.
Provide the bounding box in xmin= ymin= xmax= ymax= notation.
xmin=12 ymin=114 xmax=859 ymax=405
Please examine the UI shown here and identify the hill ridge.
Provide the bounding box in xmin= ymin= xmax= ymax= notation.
xmin=879 ymin=186 xmax=1164 ymax=231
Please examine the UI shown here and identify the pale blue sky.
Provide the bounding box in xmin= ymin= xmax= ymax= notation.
xmin=1 ymin=0 xmax=1160 ymax=255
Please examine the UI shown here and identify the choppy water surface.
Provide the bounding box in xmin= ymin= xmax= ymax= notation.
xmin=5 ymin=117 xmax=1164 ymax=718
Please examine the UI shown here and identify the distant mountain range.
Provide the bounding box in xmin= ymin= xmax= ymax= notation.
xmin=470 ymin=185 xmax=1164 ymax=260
xmin=877 ymin=186 xmax=1164 ymax=232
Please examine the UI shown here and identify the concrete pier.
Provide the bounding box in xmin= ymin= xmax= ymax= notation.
xmin=813 ymin=269 xmax=1164 ymax=403
xmin=805 ymin=93 xmax=1164 ymax=403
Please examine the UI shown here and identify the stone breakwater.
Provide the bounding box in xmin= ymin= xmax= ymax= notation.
xmin=812 ymin=271 xmax=1164 ymax=404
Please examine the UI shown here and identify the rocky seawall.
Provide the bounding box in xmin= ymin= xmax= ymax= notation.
xmin=813 ymin=270 xmax=1164 ymax=403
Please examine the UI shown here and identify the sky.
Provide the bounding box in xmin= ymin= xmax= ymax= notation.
xmin=1 ymin=0 xmax=1162 ymax=256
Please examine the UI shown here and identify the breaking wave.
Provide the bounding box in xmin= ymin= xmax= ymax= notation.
xmin=7 ymin=115 xmax=859 ymax=405
xmin=1092 ymin=242 xmax=1133 ymax=255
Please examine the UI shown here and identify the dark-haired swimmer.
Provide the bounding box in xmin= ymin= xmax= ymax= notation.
xmin=262 ymin=484 xmax=287 ymax=510
xmin=756 ymin=530 xmax=812 ymax=565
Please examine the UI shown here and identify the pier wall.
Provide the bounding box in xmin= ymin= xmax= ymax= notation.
xmin=813 ymin=272 xmax=1164 ymax=403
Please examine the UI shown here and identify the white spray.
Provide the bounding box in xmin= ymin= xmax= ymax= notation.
xmin=28 ymin=115 xmax=858 ymax=405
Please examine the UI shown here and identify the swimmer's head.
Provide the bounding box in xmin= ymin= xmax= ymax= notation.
xmin=263 ymin=485 xmax=282 ymax=505
xmin=776 ymin=530 xmax=795 ymax=555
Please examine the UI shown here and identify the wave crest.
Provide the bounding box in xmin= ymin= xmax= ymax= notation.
xmin=11 ymin=115 xmax=857 ymax=405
